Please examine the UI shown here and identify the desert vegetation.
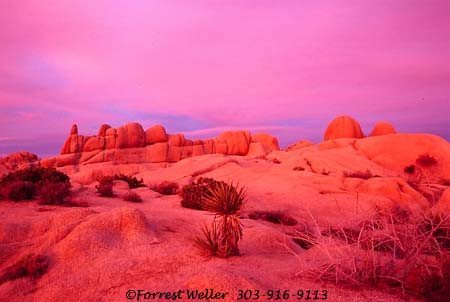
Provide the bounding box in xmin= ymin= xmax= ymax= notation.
xmin=195 ymin=181 xmax=246 ymax=258
xmin=343 ymin=169 xmax=376 ymax=179
xmin=288 ymin=206 xmax=450 ymax=301
xmin=0 ymin=253 xmax=49 ymax=284
xmin=150 ymin=181 xmax=179 ymax=195
xmin=180 ymin=177 xmax=224 ymax=209
xmin=95 ymin=176 xmax=115 ymax=197
xmin=113 ymin=173 xmax=145 ymax=188
xmin=248 ymin=210 xmax=298 ymax=226
xmin=0 ymin=167 xmax=71 ymax=204
xmin=123 ymin=191 xmax=143 ymax=203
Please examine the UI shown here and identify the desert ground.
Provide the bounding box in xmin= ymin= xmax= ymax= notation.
xmin=0 ymin=116 xmax=449 ymax=302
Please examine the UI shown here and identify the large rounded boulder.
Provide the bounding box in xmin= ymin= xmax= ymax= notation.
xmin=218 ymin=131 xmax=251 ymax=155
xmin=369 ymin=121 xmax=396 ymax=136
xmin=145 ymin=125 xmax=168 ymax=145
xmin=323 ymin=115 xmax=364 ymax=141
xmin=115 ymin=122 xmax=145 ymax=149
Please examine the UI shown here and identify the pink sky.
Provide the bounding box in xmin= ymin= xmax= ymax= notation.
xmin=0 ymin=0 xmax=449 ymax=156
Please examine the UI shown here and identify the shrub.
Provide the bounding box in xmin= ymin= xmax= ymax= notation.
xmin=38 ymin=181 xmax=71 ymax=205
xmin=0 ymin=167 xmax=70 ymax=202
xmin=123 ymin=191 xmax=143 ymax=203
xmin=293 ymin=166 xmax=305 ymax=171
xmin=271 ymin=158 xmax=281 ymax=164
xmin=248 ymin=211 xmax=298 ymax=226
xmin=195 ymin=182 xmax=246 ymax=258
xmin=180 ymin=177 xmax=224 ymax=210
xmin=0 ymin=254 xmax=48 ymax=284
xmin=150 ymin=181 xmax=179 ymax=195
xmin=114 ymin=174 xmax=145 ymax=188
xmin=0 ymin=180 xmax=35 ymax=201
xmin=416 ymin=154 xmax=438 ymax=168
xmin=95 ymin=176 xmax=114 ymax=197
xmin=343 ymin=170 xmax=375 ymax=180
xmin=404 ymin=165 xmax=416 ymax=175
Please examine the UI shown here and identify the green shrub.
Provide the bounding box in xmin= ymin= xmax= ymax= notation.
xmin=114 ymin=174 xmax=145 ymax=188
xmin=0 ymin=180 xmax=35 ymax=201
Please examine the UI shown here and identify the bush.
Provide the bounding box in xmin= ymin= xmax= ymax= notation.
xmin=95 ymin=176 xmax=114 ymax=197
xmin=0 ymin=254 xmax=48 ymax=284
xmin=38 ymin=181 xmax=71 ymax=205
xmin=195 ymin=182 xmax=246 ymax=258
xmin=114 ymin=174 xmax=145 ymax=188
xmin=150 ymin=181 xmax=179 ymax=195
xmin=293 ymin=166 xmax=305 ymax=171
xmin=248 ymin=211 xmax=298 ymax=226
xmin=0 ymin=180 xmax=35 ymax=201
xmin=123 ymin=191 xmax=143 ymax=203
xmin=180 ymin=177 xmax=224 ymax=210
xmin=0 ymin=168 xmax=70 ymax=202
xmin=416 ymin=154 xmax=438 ymax=168
xmin=343 ymin=170 xmax=375 ymax=179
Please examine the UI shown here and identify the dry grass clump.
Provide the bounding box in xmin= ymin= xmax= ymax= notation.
xmin=343 ymin=169 xmax=376 ymax=180
xmin=248 ymin=211 xmax=298 ymax=226
xmin=290 ymin=206 xmax=450 ymax=300
xmin=0 ymin=254 xmax=49 ymax=284
xmin=195 ymin=182 xmax=246 ymax=258
xmin=271 ymin=158 xmax=282 ymax=164
xmin=150 ymin=181 xmax=179 ymax=195
xmin=123 ymin=191 xmax=143 ymax=203
xmin=293 ymin=166 xmax=305 ymax=171
xmin=95 ymin=176 xmax=114 ymax=197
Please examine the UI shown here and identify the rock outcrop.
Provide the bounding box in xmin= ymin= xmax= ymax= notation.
xmin=324 ymin=115 xmax=364 ymax=141
xmin=41 ymin=123 xmax=278 ymax=168
xmin=369 ymin=121 xmax=396 ymax=136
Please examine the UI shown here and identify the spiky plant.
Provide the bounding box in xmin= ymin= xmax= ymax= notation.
xmin=195 ymin=181 xmax=246 ymax=257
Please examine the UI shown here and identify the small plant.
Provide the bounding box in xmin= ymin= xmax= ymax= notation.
xmin=293 ymin=166 xmax=305 ymax=171
xmin=0 ymin=254 xmax=49 ymax=284
xmin=321 ymin=169 xmax=330 ymax=176
xmin=416 ymin=154 xmax=438 ymax=168
xmin=248 ymin=211 xmax=298 ymax=226
xmin=271 ymin=158 xmax=281 ymax=164
xmin=96 ymin=176 xmax=114 ymax=197
xmin=180 ymin=178 xmax=224 ymax=210
xmin=404 ymin=165 xmax=416 ymax=175
xmin=38 ymin=180 xmax=71 ymax=205
xmin=150 ymin=181 xmax=179 ymax=195
xmin=195 ymin=182 xmax=246 ymax=258
xmin=343 ymin=170 xmax=375 ymax=180
xmin=123 ymin=191 xmax=143 ymax=203
xmin=114 ymin=174 xmax=145 ymax=188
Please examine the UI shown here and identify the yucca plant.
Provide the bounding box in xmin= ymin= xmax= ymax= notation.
xmin=195 ymin=181 xmax=246 ymax=257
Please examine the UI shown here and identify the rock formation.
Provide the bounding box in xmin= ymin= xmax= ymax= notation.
xmin=41 ymin=123 xmax=279 ymax=168
xmin=369 ymin=121 xmax=396 ymax=136
xmin=323 ymin=115 xmax=364 ymax=141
